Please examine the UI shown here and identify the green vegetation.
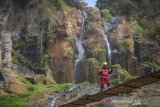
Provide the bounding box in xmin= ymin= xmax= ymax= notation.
xmin=43 ymin=0 xmax=70 ymax=11
xmin=132 ymin=21 xmax=147 ymax=41
xmin=91 ymin=13 xmax=98 ymax=17
xmin=96 ymin=0 xmax=136 ymax=17
xmin=64 ymin=0 xmax=87 ymax=9
xmin=111 ymin=64 xmax=137 ymax=85
xmin=98 ymin=48 xmax=106 ymax=63
xmin=0 ymin=77 xmax=73 ymax=107
xmin=114 ymin=39 xmax=134 ymax=52
xmin=0 ymin=67 xmax=6 ymax=73
xmin=0 ymin=67 xmax=13 ymax=73
xmin=0 ymin=76 xmax=92 ymax=107
xmin=45 ymin=76 xmax=57 ymax=85
xmin=142 ymin=61 xmax=157 ymax=72
xmin=12 ymin=50 xmax=21 ymax=64
xmin=86 ymin=23 xmax=91 ymax=32
xmin=101 ymin=9 xmax=112 ymax=22
xmin=63 ymin=47 xmax=74 ymax=58
xmin=80 ymin=82 xmax=91 ymax=86
xmin=112 ymin=64 xmax=121 ymax=68
xmin=0 ymin=83 xmax=73 ymax=107
xmin=96 ymin=0 xmax=160 ymax=42
xmin=12 ymin=39 xmax=23 ymax=64
xmin=90 ymin=58 xmax=100 ymax=66
xmin=123 ymin=69 xmax=137 ymax=81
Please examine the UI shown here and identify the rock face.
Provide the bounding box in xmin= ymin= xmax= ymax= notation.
xmin=75 ymin=59 xmax=99 ymax=83
xmin=83 ymin=8 xmax=104 ymax=59
xmin=133 ymin=81 xmax=160 ymax=107
xmin=110 ymin=19 xmax=160 ymax=76
xmin=52 ymin=8 xmax=83 ymax=83
xmin=0 ymin=4 xmax=13 ymax=67
xmin=134 ymin=39 xmax=160 ymax=68
xmin=110 ymin=20 xmax=132 ymax=41
xmin=55 ymin=9 xmax=82 ymax=38
xmin=45 ymin=85 xmax=100 ymax=107
xmin=0 ymin=49 xmax=2 ymax=65
xmin=82 ymin=81 xmax=160 ymax=107
xmin=112 ymin=51 xmax=146 ymax=76
xmin=0 ymin=0 xmax=159 ymax=87
xmin=73 ymin=8 xmax=105 ymax=83
xmin=0 ymin=70 xmax=27 ymax=94
xmin=0 ymin=0 xmax=83 ymax=83
xmin=0 ymin=0 xmax=42 ymax=69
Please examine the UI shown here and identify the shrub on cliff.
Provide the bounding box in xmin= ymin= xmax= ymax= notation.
xmin=101 ymin=9 xmax=112 ymax=22
xmin=111 ymin=64 xmax=137 ymax=85
xmin=63 ymin=47 xmax=74 ymax=58
xmin=114 ymin=39 xmax=134 ymax=52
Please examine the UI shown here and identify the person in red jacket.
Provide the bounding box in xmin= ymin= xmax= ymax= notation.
xmin=98 ymin=62 xmax=112 ymax=92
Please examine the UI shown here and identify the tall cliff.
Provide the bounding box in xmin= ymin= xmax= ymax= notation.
xmin=0 ymin=0 xmax=159 ymax=85
xmin=0 ymin=0 xmax=105 ymax=84
xmin=97 ymin=0 xmax=160 ymax=76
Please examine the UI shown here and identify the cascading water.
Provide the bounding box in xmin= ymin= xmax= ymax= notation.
xmin=74 ymin=12 xmax=87 ymax=83
xmin=45 ymin=16 xmax=119 ymax=107
xmin=103 ymin=17 xmax=118 ymax=66
xmin=45 ymin=12 xmax=88 ymax=107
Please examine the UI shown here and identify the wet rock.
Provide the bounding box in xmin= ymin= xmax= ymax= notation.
xmin=133 ymin=81 xmax=160 ymax=107
xmin=75 ymin=59 xmax=99 ymax=83
xmin=45 ymin=85 xmax=100 ymax=107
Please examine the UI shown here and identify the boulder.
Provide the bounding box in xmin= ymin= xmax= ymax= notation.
xmin=34 ymin=74 xmax=46 ymax=84
xmin=8 ymin=84 xmax=27 ymax=94
xmin=0 ymin=71 xmax=27 ymax=95
xmin=0 ymin=89 xmax=8 ymax=96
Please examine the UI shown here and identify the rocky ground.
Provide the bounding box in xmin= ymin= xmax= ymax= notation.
xmin=87 ymin=81 xmax=160 ymax=107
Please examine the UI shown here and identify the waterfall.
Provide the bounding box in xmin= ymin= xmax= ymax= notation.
xmin=103 ymin=17 xmax=118 ymax=66
xmin=103 ymin=31 xmax=112 ymax=66
xmin=74 ymin=12 xmax=88 ymax=83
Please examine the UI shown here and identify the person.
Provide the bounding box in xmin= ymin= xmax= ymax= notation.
xmin=98 ymin=62 xmax=112 ymax=92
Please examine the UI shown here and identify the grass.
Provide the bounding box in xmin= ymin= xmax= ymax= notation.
xmin=115 ymin=39 xmax=134 ymax=52
xmin=0 ymin=77 xmax=92 ymax=107
xmin=43 ymin=0 xmax=70 ymax=11
xmin=98 ymin=48 xmax=107 ymax=63
xmin=111 ymin=64 xmax=138 ymax=85
xmin=101 ymin=9 xmax=112 ymax=22
xmin=0 ymin=67 xmax=13 ymax=73
xmin=45 ymin=76 xmax=57 ymax=85
xmin=63 ymin=47 xmax=74 ymax=58
xmin=142 ymin=61 xmax=157 ymax=71
xmin=80 ymin=82 xmax=91 ymax=86
xmin=0 ymin=83 xmax=73 ymax=107
xmin=0 ymin=67 xmax=6 ymax=73
xmin=0 ymin=76 xmax=74 ymax=107
xmin=112 ymin=64 xmax=121 ymax=68
xmin=111 ymin=70 xmax=137 ymax=85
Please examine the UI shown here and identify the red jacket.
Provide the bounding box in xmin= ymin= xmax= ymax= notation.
xmin=98 ymin=68 xmax=111 ymax=79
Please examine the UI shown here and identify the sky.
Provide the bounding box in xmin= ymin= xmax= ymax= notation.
xmin=82 ymin=0 xmax=97 ymax=7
